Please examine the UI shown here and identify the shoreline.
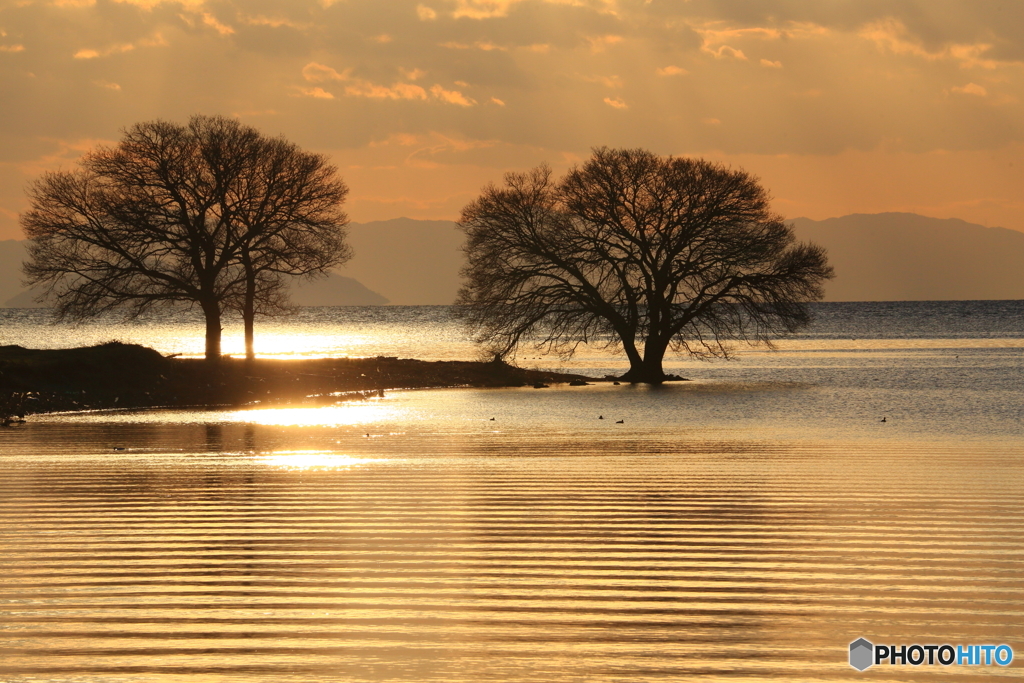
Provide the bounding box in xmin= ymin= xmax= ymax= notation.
xmin=0 ymin=342 xmax=599 ymax=421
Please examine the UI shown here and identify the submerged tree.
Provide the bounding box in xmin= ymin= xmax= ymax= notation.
xmin=457 ymin=148 xmax=834 ymax=383
xmin=21 ymin=115 xmax=350 ymax=361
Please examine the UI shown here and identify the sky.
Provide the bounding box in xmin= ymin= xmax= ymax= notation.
xmin=1 ymin=0 xmax=1023 ymax=240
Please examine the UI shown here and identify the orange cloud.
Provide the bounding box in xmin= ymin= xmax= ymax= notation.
xmin=300 ymin=62 xmax=474 ymax=105
xmin=587 ymin=34 xmax=623 ymax=53
xmin=657 ymin=65 xmax=688 ymax=76
xmin=72 ymin=31 xmax=166 ymax=59
xmin=347 ymin=81 xmax=429 ymax=100
xmin=302 ymin=62 xmax=350 ymax=82
xmin=584 ymin=74 xmax=623 ymax=88
xmin=431 ymin=84 xmax=475 ymax=106
xmin=705 ymin=45 xmax=747 ymax=60
xmin=400 ymin=67 xmax=426 ymax=81
xmin=859 ymin=19 xmax=1019 ymax=70
xmin=603 ymin=96 xmax=627 ymax=109
xmin=239 ymin=15 xmax=310 ymax=29
xmin=201 ymin=12 xmax=234 ymax=35
xmin=73 ymin=43 xmax=134 ymax=59
xmin=950 ymin=83 xmax=988 ymax=96
xmin=293 ymin=86 xmax=335 ymax=99
xmin=441 ymin=41 xmax=508 ymax=51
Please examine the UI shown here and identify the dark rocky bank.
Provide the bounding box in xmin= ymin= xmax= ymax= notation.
xmin=0 ymin=342 xmax=598 ymax=421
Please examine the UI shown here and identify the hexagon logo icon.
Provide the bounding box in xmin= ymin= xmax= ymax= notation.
xmin=850 ymin=638 xmax=874 ymax=671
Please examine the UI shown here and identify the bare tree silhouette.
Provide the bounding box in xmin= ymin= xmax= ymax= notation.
xmin=21 ymin=115 xmax=349 ymax=361
xmin=457 ymin=148 xmax=833 ymax=383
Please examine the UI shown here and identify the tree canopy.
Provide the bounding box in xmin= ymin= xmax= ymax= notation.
xmin=456 ymin=147 xmax=834 ymax=383
xmin=21 ymin=115 xmax=350 ymax=360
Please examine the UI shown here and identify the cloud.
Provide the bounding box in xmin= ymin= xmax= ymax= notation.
xmin=74 ymin=43 xmax=134 ymax=59
xmin=452 ymin=0 xmax=517 ymax=20
xmin=705 ymin=44 xmax=746 ymax=60
xmin=584 ymin=74 xmax=623 ymax=88
xmin=294 ymin=86 xmax=335 ymax=99
xmin=950 ymin=83 xmax=988 ymax=97
xmin=449 ymin=0 xmax=620 ymax=21
xmin=300 ymin=61 xmax=474 ymax=105
xmin=3 ymin=0 xmax=1024 ymax=239
xmin=239 ymin=15 xmax=311 ymax=30
xmin=441 ymin=40 xmax=508 ymax=51
xmin=302 ymin=62 xmax=350 ymax=82
xmin=430 ymin=84 xmax=475 ymax=106
xmin=587 ymin=34 xmax=623 ymax=53
xmin=347 ymin=80 xmax=429 ymax=101
xmin=400 ymin=67 xmax=426 ymax=80
xmin=858 ymin=18 xmax=1015 ymax=69
xmin=111 ymin=0 xmax=206 ymax=7
xmin=71 ymin=32 xmax=167 ymax=59
xmin=657 ymin=65 xmax=688 ymax=76
xmin=200 ymin=12 xmax=234 ymax=36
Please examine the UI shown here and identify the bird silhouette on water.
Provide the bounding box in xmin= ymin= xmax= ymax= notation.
xmin=616 ymin=419 xmax=624 ymax=424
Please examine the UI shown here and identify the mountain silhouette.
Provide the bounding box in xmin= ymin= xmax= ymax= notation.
xmin=290 ymin=273 xmax=388 ymax=306
xmin=338 ymin=217 xmax=465 ymax=305
xmin=790 ymin=213 xmax=1024 ymax=301
xmin=2 ymin=214 xmax=1022 ymax=306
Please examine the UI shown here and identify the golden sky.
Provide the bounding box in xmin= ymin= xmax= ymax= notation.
xmin=1 ymin=0 xmax=1022 ymax=239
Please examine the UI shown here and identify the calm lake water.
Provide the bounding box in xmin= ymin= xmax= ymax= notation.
xmin=2 ymin=301 xmax=1023 ymax=681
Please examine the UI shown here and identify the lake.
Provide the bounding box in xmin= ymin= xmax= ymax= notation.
xmin=1 ymin=301 xmax=1023 ymax=681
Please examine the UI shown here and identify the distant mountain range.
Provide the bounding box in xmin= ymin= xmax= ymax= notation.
xmin=1 ymin=271 xmax=389 ymax=308
xmin=790 ymin=213 xmax=1024 ymax=301
xmin=1 ymin=213 xmax=1021 ymax=306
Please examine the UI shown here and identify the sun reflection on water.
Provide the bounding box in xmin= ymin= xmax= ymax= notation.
xmin=259 ymin=450 xmax=384 ymax=470
xmin=233 ymin=400 xmax=401 ymax=427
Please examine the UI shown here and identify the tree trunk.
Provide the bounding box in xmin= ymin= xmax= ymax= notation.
xmin=620 ymin=335 xmax=669 ymax=383
xmin=242 ymin=250 xmax=256 ymax=361
xmin=201 ymin=298 xmax=222 ymax=362
xmin=619 ymin=331 xmax=644 ymax=377
xmin=243 ymin=288 xmax=255 ymax=362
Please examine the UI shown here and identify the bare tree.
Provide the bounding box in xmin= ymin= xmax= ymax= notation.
xmin=229 ymin=135 xmax=350 ymax=360
xmin=21 ymin=115 xmax=349 ymax=361
xmin=457 ymin=148 xmax=834 ymax=383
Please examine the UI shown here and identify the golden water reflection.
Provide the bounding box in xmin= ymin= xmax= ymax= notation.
xmin=1 ymin=432 xmax=1022 ymax=682
xmin=238 ymin=401 xmax=401 ymax=427
xmin=259 ymin=451 xmax=386 ymax=470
